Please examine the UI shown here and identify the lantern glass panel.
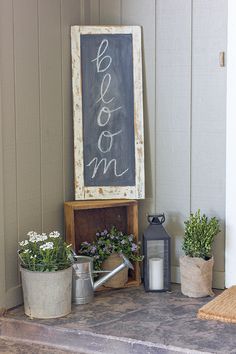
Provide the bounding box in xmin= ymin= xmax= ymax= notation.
xmin=147 ymin=240 xmax=164 ymax=291
xmin=147 ymin=240 xmax=164 ymax=260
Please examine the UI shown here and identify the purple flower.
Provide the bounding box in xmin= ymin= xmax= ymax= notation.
xmin=91 ymin=246 xmax=97 ymax=254
xmin=83 ymin=241 xmax=89 ymax=245
xmin=103 ymin=229 xmax=108 ymax=235
xmin=96 ymin=232 xmax=100 ymax=237
xmin=131 ymin=243 xmax=138 ymax=252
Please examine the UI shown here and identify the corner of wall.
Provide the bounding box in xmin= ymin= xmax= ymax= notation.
xmin=0 ymin=57 xmax=6 ymax=309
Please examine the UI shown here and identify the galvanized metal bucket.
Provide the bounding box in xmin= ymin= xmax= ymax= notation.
xmin=20 ymin=266 xmax=72 ymax=319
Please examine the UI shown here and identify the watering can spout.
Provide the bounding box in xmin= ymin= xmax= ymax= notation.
xmin=93 ymin=254 xmax=134 ymax=291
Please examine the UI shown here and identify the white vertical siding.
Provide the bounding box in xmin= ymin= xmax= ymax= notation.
xmin=88 ymin=0 xmax=227 ymax=287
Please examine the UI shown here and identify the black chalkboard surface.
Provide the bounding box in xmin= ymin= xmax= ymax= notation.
xmin=71 ymin=26 xmax=144 ymax=200
xmin=81 ymin=34 xmax=135 ymax=187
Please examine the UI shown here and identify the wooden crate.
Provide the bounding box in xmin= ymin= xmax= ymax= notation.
xmin=64 ymin=199 xmax=141 ymax=289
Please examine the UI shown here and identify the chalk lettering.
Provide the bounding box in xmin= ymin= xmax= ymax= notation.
xmin=87 ymin=158 xmax=129 ymax=178
xmin=87 ymin=37 xmax=129 ymax=180
xmin=98 ymin=130 xmax=122 ymax=153
xmin=96 ymin=73 xmax=114 ymax=104
xmin=97 ymin=106 xmax=122 ymax=127
xmin=91 ymin=39 xmax=112 ymax=73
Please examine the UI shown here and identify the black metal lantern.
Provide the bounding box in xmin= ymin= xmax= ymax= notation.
xmin=143 ymin=214 xmax=171 ymax=292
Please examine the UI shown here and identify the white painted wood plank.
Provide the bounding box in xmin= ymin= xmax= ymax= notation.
xmin=121 ymin=0 xmax=157 ymax=232
xmin=155 ymin=0 xmax=191 ymax=269
xmin=0 ymin=17 xmax=6 ymax=308
xmin=225 ymin=0 xmax=236 ymax=288
xmin=191 ymin=0 xmax=227 ymax=286
xmin=0 ymin=0 xmax=19 ymax=295
xmin=100 ymin=0 xmax=121 ymax=25
xmin=89 ymin=0 xmax=100 ymax=24
xmin=61 ymin=0 xmax=81 ymax=202
xmin=13 ymin=0 xmax=42 ymax=236
xmin=38 ymin=0 xmax=64 ymax=234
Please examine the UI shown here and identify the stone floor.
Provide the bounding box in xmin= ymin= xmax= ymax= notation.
xmin=0 ymin=338 xmax=84 ymax=354
xmin=1 ymin=284 xmax=236 ymax=354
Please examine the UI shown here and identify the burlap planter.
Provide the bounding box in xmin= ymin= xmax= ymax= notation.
xmin=180 ymin=256 xmax=214 ymax=298
xmin=102 ymin=253 xmax=128 ymax=288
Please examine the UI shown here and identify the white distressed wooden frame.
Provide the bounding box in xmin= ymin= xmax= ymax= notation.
xmin=71 ymin=26 xmax=144 ymax=200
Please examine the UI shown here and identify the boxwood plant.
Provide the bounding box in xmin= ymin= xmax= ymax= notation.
xmin=182 ymin=209 xmax=220 ymax=260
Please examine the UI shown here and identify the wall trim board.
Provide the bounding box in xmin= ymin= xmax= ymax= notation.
xmin=225 ymin=0 xmax=236 ymax=288
xmin=171 ymin=266 xmax=225 ymax=290
xmin=80 ymin=0 xmax=86 ymax=25
xmin=0 ymin=60 xmax=6 ymax=309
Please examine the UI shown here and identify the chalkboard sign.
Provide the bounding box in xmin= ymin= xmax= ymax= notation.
xmin=71 ymin=26 xmax=144 ymax=200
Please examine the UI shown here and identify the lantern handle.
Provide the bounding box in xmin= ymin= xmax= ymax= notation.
xmin=147 ymin=214 xmax=165 ymax=225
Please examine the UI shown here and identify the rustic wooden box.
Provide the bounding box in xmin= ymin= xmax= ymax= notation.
xmin=64 ymin=199 xmax=141 ymax=289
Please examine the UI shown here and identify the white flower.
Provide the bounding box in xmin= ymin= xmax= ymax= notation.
xmin=23 ymin=249 xmax=29 ymax=253
xmin=49 ymin=231 xmax=60 ymax=238
xmin=29 ymin=234 xmax=48 ymax=243
xmin=27 ymin=231 xmax=49 ymax=243
xmin=128 ymin=235 xmax=134 ymax=242
xmin=27 ymin=231 xmax=38 ymax=237
xmin=19 ymin=240 xmax=29 ymax=247
xmin=40 ymin=242 xmax=54 ymax=251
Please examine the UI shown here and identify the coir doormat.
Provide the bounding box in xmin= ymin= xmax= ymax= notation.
xmin=198 ymin=286 xmax=236 ymax=323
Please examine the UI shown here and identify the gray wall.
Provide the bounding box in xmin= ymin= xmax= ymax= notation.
xmin=0 ymin=0 xmax=85 ymax=308
xmin=0 ymin=0 xmax=226 ymax=309
xmin=88 ymin=0 xmax=227 ymax=288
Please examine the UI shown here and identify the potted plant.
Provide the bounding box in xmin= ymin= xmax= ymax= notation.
xmin=18 ymin=231 xmax=73 ymax=319
xmin=180 ymin=210 xmax=220 ymax=298
xmin=79 ymin=226 xmax=143 ymax=288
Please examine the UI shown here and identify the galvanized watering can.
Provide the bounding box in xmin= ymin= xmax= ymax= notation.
xmin=72 ymin=254 xmax=133 ymax=304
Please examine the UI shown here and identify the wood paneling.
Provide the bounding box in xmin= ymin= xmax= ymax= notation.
xmin=14 ymin=0 xmax=42 ymax=235
xmin=0 ymin=0 xmax=19 ymax=298
xmin=0 ymin=0 xmax=83 ymax=308
xmin=0 ymin=40 xmax=6 ymax=309
xmin=155 ymin=0 xmax=191 ymax=267
xmin=121 ymin=0 xmax=157 ymax=232
xmin=92 ymin=0 xmax=226 ymax=288
xmin=61 ymin=0 xmax=81 ymax=202
xmin=88 ymin=0 xmax=100 ymax=24
xmin=38 ymin=0 xmax=63 ymax=233
xmin=191 ymin=0 xmax=227 ymax=287
xmin=0 ymin=0 xmax=227 ymax=308
xmin=100 ymin=0 xmax=121 ymax=24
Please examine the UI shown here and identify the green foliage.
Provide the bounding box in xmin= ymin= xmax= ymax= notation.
xmin=182 ymin=210 xmax=220 ymax=260
xmin=18 ymin=231 xmax=73 ymax=272
xmin=79 ymin=226 xmax=143 ymax=271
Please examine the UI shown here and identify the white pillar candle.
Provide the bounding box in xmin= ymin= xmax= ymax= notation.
xmin=149 ymin=257 xmax=164 ymax=290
